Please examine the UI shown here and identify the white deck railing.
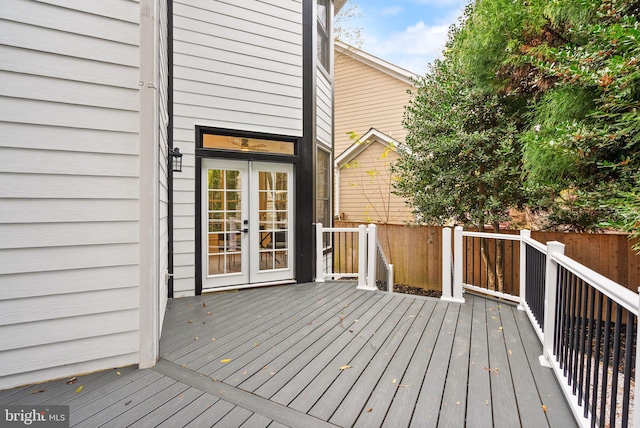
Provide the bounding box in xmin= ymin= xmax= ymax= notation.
xmin=315 ymin=223 xmax=392 ymax=292
xmin=443 ymin=226 xmax=639 ymax=428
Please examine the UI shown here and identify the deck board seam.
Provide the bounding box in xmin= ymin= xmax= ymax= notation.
xmin=153 ymin=358 xmax=339 ymax=428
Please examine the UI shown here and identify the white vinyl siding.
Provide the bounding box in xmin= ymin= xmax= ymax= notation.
xmin=172 ymin=0 xmax=304 ymax=296
xmin=0 ymin=0 xmax=141 ymax=389
xmin=334 ymin=50 xmax=413 ymax=154
xmin=158 ymin=0 xmax=170 ymax=322
xmin=338 ymin=143 xmax=413 ymax=224
xmin=316 ymin=72 xmax=332 ymax=147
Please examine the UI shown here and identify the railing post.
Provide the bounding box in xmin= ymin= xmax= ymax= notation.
xmin=443 ymin=226 xmax=464 ymax=303
xmin=627 ymin=288 xmax=640 ymax=428
xmin=356 ymin=224 xmax=367 ymax=289
xmin=441 ymin=227 xmax=452 ymax=301
xmin=315 ymin=223 xmax=324 ymax=282
xmin=358 ymin=224 xmax=377 ymax=291
xmin=453 ymin=226 xmax=464 ymax=302
xmin=388 ymin=264 xmax=394 ymax=293
xmin=540 ymin=241 xmax=565 ymax=367
xmin=518 ymin=229 xmax=531 ymax=311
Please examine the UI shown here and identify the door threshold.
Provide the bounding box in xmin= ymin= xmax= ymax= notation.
xmin=202 ymin=279 xmax=296 ymax=294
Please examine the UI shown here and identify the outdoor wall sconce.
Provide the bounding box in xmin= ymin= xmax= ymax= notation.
xmin=169 ymin=147 xmax=183 ymax=173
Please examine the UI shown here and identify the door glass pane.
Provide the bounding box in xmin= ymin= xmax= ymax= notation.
xmin=258 ymin=170 xmax=289 ymax=272
xmin=208 ymin=168 xmax=243 ymax=276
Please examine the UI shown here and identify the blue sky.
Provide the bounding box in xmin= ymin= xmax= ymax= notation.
xmin=338 ymin=0 xmax=469 ymax=75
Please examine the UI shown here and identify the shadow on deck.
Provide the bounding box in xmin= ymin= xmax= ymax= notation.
xmin=0 ymin=282 xmax=577 ymax=427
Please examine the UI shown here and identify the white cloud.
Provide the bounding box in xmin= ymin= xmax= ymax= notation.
xmin=380 ymin=6 xmax=403 ymax=16
xmin=362 ymin=20 xmax=451 ymax=74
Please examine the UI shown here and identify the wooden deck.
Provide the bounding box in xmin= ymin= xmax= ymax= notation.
xmin=1 ymin=282 xmax=577 ymax=427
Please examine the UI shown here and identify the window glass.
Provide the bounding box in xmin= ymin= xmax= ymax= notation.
xmin=316 ymin=149 xmax=331 ymax=226
xmin=317 ymin=0 xmax=330 ymax=71
xmin=202 ymin=134 xmax=294 ymax=155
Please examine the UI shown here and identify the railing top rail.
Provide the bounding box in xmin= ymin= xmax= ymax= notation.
xmin=552 ymin=252 xmax=639 ymax=315
xmin=522 ymin=235 xmax=547 ymax=253
xmin=321 ymin=227 xmax=361 ymax=233
xmin=460 ymin=230 xmax=522 ymax=241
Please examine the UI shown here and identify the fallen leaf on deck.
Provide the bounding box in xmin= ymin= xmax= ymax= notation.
xmin=195 ymin=337 xmax=199 ymax=340
xmin=220 ymin=359 xmax=232 ymax=363
xmin=499 ymin=326 xmax=503 ymax=330
xmin=508 ymin=349 xmax=512 ymax=355
xmin=392 ymin=378 xmax=396 ymax=384
xmin=75 ymin=386 xmax=83 ymax=393
xmin=125 ymin=400 xmax=132 ymax=406
xmin=254 ymin=342 xmax=260 ymax=346
xmin=202 ymin=303 xmax=206 ymax=308
xmin=206 ymin=311 xmax=212 ymax=315
xmin=262 ymin=365 xmax=269 ymax=370
xmin=456 ymin=401 xmax=460 ymax=405
xmin=66 ymin=377 xmax=77 ymax=385
xmin=187 ymin=320 xmax=194 ymax=324
xmin=339 ymin=365 xmax=352 ymax=370
xmin=542 ymin=404 xmax=547 ymax=412
xmin=30 ymin=390 xmax=45 ymax=395
xmin=116 ymin=371 xmax=121 ymax=375
xmin=397 ymin=384 xmax=410 ymax=388
xmin=212 ymin=338 xmax=216 ymax=342
xmin=366 ymin=408 xmax=373 ymax=413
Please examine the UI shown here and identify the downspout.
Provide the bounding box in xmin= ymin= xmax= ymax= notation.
xmin=167 ymin=0 xmax=175 ymax=298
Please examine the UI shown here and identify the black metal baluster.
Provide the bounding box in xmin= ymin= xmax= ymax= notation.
xmin=621 ymin=311 xmax=634 ymax=428
xmin=576 ymin=279 xmax=588 ymax=401
xmin=572 ymin=276 xmax=584 ymax=393
xmin=591 ymin=292 xmax=604 ymax=428
xmin=584 ymin=285 xmax=596 ymax=418
xmin=599 ymin=298 xmax=613 ymax=428
xmin=609 ymin=304 xmax=623 ymax=428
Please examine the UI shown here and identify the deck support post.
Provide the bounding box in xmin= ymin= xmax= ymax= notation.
xmin=517 ymin=230 xmax=531 ymax=311
xmin=315 ymin=223 xmax=324 ymax=282
xmin=540 ymin=241 xmax=565 ymax=367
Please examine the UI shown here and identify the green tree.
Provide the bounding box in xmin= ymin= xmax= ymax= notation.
xmin=394 ymin=50 xmax=523 ymax=291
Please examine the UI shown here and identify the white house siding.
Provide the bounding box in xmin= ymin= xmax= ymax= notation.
xmin=157 ymin=0 xmax=170 ymax=327
xmin=172 ymin=0 xmax=304 ymax=296
xmin=316 ymin=72 xmax=332 ymax=148
xmin=0 ymin=0 xmax=143 ymax=389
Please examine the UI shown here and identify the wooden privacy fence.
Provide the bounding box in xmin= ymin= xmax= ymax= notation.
xmin=334 ymin=221 xmax=640 ymax=293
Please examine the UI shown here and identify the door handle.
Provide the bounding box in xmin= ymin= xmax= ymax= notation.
xmin=242 ymin=228 xmax=249 ymax=233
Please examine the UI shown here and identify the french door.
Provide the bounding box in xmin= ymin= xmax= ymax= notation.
xmin=202 ymin=159 xmax=294 ymax=289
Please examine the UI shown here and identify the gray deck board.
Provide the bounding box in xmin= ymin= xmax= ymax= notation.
xmin=165 ymin=284 xmax=345 ymax=369
xmin=328 ymin=298 xmax=428 ymax=427
xmin=353 ymin=299 xmax=437 ymax=428
xmin=197 ymin=287 xmax=360 ymax=379
xmin=211 ymin=286 xmax=365 ymax=384
xmin=465 ymin=295 xmax=493 ymax=428
xmin=250 ymin=292 xmax=390 ymax=399
xmin=274 ymin=294 xmax=404 ymax=410
xmin=409 ymin=303 xmax=461 ymax=427
xmin=437 ymin=296 xmax=472 ymax=427
xmin=0 ymin=282 xmax=577 ymax=428
xmin=485 ymin=299 xmax=521 ymax=427
xmin=233 ymin=290 xmax=383 ymax=392
xmin=501 ymin=303 xmax=549 ymax=427
xmin=514 ymin=302 xmax=576 ymax=428
xmin=306 ymin=295 xmax=417 ymax=420
xmin=381 ymin=301 xmax=448 ymax=428
xmin=154 ymin=391 xmax=221 ymax=427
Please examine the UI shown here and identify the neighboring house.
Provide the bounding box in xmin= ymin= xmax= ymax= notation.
xmin=0 ymin=0 xmax=343 ymax=390
xmin=334 ymin=40 xmax=418 ymax=224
